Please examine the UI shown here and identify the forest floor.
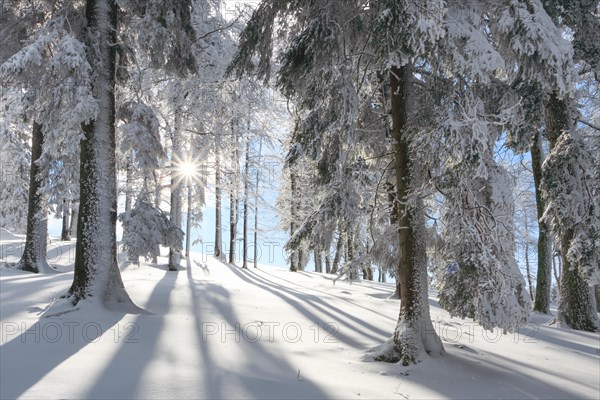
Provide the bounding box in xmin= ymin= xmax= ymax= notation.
xmin=1 ymin=233 xmax=599 ymax=399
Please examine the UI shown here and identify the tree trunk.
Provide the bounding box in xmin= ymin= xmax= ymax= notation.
xmin=185 ymin=181 xmax=192 ymax=257
xmin=314 ymin=248 xmax=322 ymax=273
xmin=229 ymin=129 xmax=240 ymax=265
xmin=557 ymin=231 xmax=598 ymax=330
xmin=61 ymin=199 xmax=71 ymax=241
xmin=168 ymin=112 xmax=183 ymax=271
xmin=124 ymin=155 xmax=134 ymax=212
xmin=214 ymin=137 xmax=223 ymax=259
xmin=325 ymin=254 xmax=331 ymax=274
xmin=522 ymin=209 xmax=534 ymax=300
xmin=524 ymin=242 xmax=534 ymax=301
xmin=531 ymin=130 xmax=552 ymax=313
xmin=545 ymin=94 xmax=597 ymax=331
xmin=242 ymin=140 xmax=250 ymax=269
xmin=63 ymin=0 xmax=138 ymax=311
xmin=388 ymin=65 xmax=443 ymax=364
xmin=289 ymin=170 xmax=298 ymax=272
xmin=347 ymin=228 xmax=356 ymax=280
xmin=253 ymin=212 xmax=259 ymax=267
xmin=331 ymin=233 xmax=343 ymax=274
xmin=553 ymin=249 xmax=561 ymax=292
xmin=298 ymin=248 xmax=304 ymax=271
xmin=253 ymin=138 xmax=262 ymax=268
xmin=229 ymin=189 xmax=238 ymax=264
xmin=386 ymin=180 xmax=401 ymax=298
xmin=18 ymin=121 xmax=50 ymax=273
xmin=69 ymin=202 xmax=78 ymax=238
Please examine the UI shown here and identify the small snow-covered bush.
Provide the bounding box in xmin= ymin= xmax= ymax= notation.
xmin=119 ymin=198 xmax=183 ymax=264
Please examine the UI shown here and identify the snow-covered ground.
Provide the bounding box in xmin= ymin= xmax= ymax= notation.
xmin=1 ymin=238 xmax=599 ymax=399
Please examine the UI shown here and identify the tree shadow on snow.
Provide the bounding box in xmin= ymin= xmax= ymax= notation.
xmin=224 ymin=263 xmax=390 ymax=347
xmin=187 ymin=258 xmax=332 ymax=399
xmin=532 ymin=326 xmax=600 ymax=357
xmin=0 ymin=272 xmax=73 ymax=321
xmin=0 ymin=310 xmax=126 ymax=399
xmin=83 ymin=270 xmax=179 ymax=399
xmin=415 ymin=349 xmax=597 ymax=399
xmin=257 ymin=268 xmax=396 ymax=323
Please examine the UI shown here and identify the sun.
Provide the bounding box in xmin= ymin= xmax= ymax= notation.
xmin=172 ymin=153 xmax=202 ymax=186
xmin=179 ymin=160 xmax=197 ymax=179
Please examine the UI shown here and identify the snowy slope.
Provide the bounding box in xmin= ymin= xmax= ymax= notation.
xmin=1 ymin=241 xmax=599 ymax=399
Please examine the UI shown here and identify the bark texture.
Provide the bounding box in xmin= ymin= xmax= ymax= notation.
xmin=18 ymin=121 xmax=49 ymax=273
xmin=388 ymin=65 xmax=444 ymax=364
xmin=67 ymin=0 xmax=139 ymax=312
xmin=531 ymin=131 xmax=552 ymax=313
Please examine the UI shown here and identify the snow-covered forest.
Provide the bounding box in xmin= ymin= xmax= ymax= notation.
xmin=1 ymin=0 xmax=599 ymax=399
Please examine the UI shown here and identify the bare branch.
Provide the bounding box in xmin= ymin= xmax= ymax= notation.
xmin=578 ymin=119 xmax=600 ymax=131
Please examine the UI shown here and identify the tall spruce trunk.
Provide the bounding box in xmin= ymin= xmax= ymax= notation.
xmin=168 ymin=112 xmax=183 ymax=271
xmin=168 ymin=176 xmax=182 ymax=270
xmin=185 ymin=179 xmax=192 ymax=257
xmin=331 ymin=233 xmax=343 ymax=274
xmin=386 ymin=180 xmax=401 ymax=297
xmin=525 ymin=242 xmax=534 ymax=301
xmin=229 ymin=190 xmax=239 ymax=264
xmin=242 ymin=140 xmax=250 ymax=269
xmin=229 ymin=190 xmax=236 ymax=263
xmin=69 ymin=202 xmax=78 ymax=238
xmin=347 ymin=228 xmax=355 ymax=279
xmin=298 ymin=248 xmax=304 ymax=271
xmin=65 ymin=0 xmax=138 ymax=311
xmin=61 ymin=199 xmax=71 ymax=241
xmin=557 ymin=231 xmax=597 ymax=330
xmin=229 ymin=131 xmax=240 ymax=265
xmin=364 ymin=266 xmax=373 ymax=281
xmin=523 ymin=210 xmax=534 ymax=301
xmin=289 ymin=170 xmax=298 ymax=272
xmin=18 ymin=121 xmax=50 ymax=273
xmin=124 ymin=155 xmax=134 ymax=212
xmin=531 ymin=131 xmax=552 ymax=313
xmin=253 ymin=137 xmax=262 ymax=268
xmin=544 ymin=94 xmax=597 ymax=331
xmin=388 ymin=65 xmax=443 ymax=364
xmin=253 ymin=206 xmax=259 ymax=267
xmin=214 ymin=138 xmax=223 ymax=259
xmin=314 ymin=248 xmax=322 ymax=273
